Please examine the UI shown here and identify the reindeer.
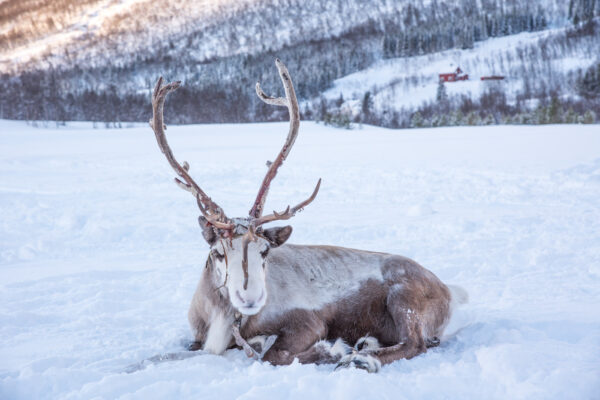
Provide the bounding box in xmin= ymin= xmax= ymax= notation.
xmin=149 ymin=59 xmax=468 ymax=373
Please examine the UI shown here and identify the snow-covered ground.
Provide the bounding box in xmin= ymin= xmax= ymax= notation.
xmin=1 ymin=120 xmax=599 ymax=399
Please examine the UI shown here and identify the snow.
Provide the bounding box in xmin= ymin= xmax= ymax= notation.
xmin=1 ymin=120 xmax=599 ymax=399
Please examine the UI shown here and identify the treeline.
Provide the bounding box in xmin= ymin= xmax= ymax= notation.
xmin=383 ymin=5 xmax=547 ymax=57
xmin=312 ymin=72 xmax=600 ymax=130
xmin=3 ymin=55 xmax=598 ymax=128
xmin=0 ymin=31 xmax=382 ymax=124
xmin=314 ymin=90 xmax=598 ymax=130
xmin=578 ymin=59 xmax=600 ymax=99
xmin=0 ymin=31 xmax=380 ymax=124
xmin=0 ymin=71 xmax=149 ymax=125
xmin=405 ymin=91 xmax=598 ymax=129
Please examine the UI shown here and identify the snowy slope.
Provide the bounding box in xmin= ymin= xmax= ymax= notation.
xmin=0 ymin=0 xmax=249 ymax=71
xmin=323 ymin=26 xmax=600 ymax=113
xmin=1 ymin=120 xmax=599 ymax=399
xmin=0 ymin=0 xmax=569 ymax=73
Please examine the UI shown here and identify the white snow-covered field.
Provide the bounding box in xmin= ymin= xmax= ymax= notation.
xmin=1 ymin=120 xmax=599 ymax=399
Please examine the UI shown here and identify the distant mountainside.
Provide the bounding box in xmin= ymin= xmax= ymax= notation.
xmin=0 ymin=0 xmax=598 ymax=127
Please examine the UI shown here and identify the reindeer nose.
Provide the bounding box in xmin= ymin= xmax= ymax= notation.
xmin=236 ymin=289 xmax=264 ymax=307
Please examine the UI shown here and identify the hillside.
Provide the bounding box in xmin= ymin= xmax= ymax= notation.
xmin=323 ymin=24 xmax=600 ymax=127
xmin=0 ymin=0 xmax=598 ymax=126
xmin=0 ymin=0 xmax=569 ymax=72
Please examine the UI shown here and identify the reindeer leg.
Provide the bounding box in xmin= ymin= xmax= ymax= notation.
xmin=336 ymin=308 xmax=428 ymax=373
xmin=260 ymin=310 xmax=333 ymax=366
xmin=426 ymin=336 xmax=440 ymax=348
xmin=295 ymin=338 xmax=352 ymax=364
xmin=232 ymin=313 xmax=279 ymax=360
xmin=187 ymin=341 xmax=203 ymax=351
xmin=232 ymin=321 xmax=261 ymax=360
xmin=263 ymin=338 xmax=352 ymax=366
xmin=335 ymin=336 xmax=385 ymax=373
xmin=336 ymin=273 xmax=442 ymax=372
xmin=335 ymin=336 xmax=426 ymax=373
xmin=245 ymin=335 xmax=278 ymax=358
xmin=370 ymin=339 xmax=426 ymax=365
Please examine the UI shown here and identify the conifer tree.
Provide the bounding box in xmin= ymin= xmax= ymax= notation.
xmin=436 ymin=80 xmax=448 ymax=104
xmin=411 ymin=111 xmax=424 ymax=128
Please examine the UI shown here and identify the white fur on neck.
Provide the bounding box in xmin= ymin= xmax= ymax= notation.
xmin=203 ymin=311 xmax=233 ymax=354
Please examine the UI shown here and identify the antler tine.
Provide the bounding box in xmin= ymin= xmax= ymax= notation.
xmin=150 ymin=77 xmax=232 ymax=227
xmin=253 ymin=178 xmax=321 ymax=227
xmin=196 ymin=195 xmax=235 ymax=230
xmin=249 ymin=59 xmax=301 ymax=219
xmin=255 ymin=82 xmax=288 ymax=107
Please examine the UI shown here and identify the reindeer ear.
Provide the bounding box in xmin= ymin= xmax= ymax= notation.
xmin=262 ymin=225 xmax=293 ymax=247
xmin=198 ymin=216 xmax=218 ymax=246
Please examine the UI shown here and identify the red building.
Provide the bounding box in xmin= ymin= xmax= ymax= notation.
xmin=439 ymin=67 xmax=469 ymax=82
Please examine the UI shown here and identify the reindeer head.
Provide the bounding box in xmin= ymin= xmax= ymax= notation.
xmin=150 ymin=59 xmax=320 ymax=315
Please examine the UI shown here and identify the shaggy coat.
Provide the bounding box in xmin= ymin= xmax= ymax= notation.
xmin=188 ymin=242 xmax=466 ymax=371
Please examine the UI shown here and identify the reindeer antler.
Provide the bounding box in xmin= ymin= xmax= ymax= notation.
xmin=150 ymin=77 xmax=234 ymax=231
xmin=150 ymin=60 xmax=319 ymax=239
xmin=252 ymin=179 xmax=321 ymax=227
xmin=249 ymin=59 xmax=321 ymax=222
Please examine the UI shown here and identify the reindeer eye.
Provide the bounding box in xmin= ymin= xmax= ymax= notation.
xmin=211 ymin=249 xmax=224 ymax=262
xmin=260 ymin=247 xmax=269 ymax=259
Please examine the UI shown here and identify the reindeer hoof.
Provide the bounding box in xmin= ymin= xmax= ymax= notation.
xmin=187 ymin=341 xmax=203 ymax=351
xmin=247 ymin=335 xmax=278 ymax=358
xmin=335 ymin=353 xmax=381 ymax=373
xmin=354 ymin=336 xmax=381 ymax=352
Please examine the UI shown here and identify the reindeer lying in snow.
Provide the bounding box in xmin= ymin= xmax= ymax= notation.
xmin=149 ymin=59 xmax=468 ymax=373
